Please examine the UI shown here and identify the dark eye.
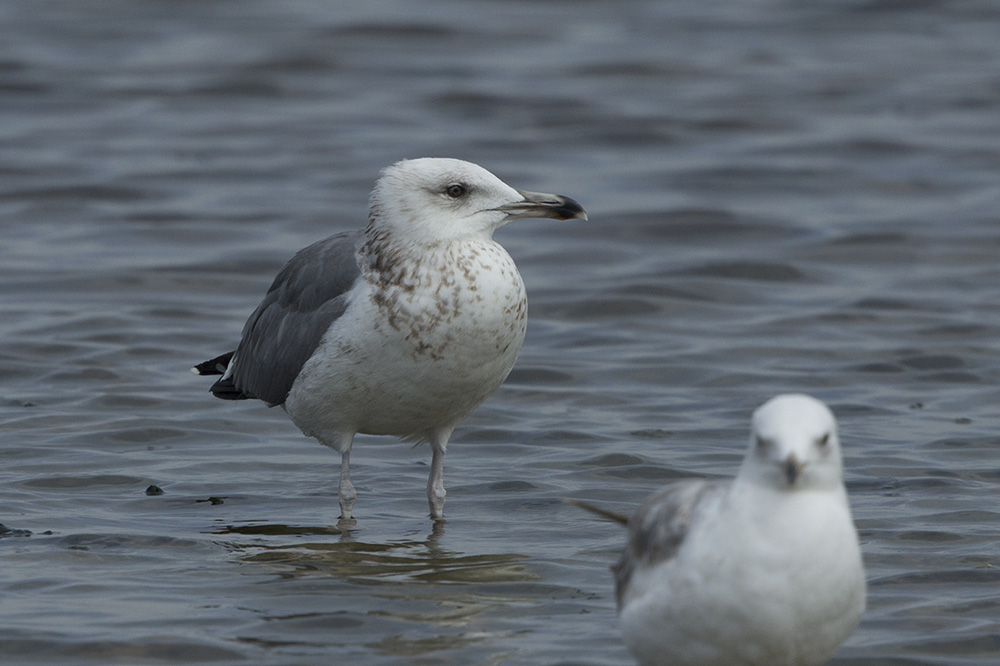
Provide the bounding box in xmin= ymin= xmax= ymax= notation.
xmin=756 ymin=436 xmax=772 ymax=450
xmin=817 ymin=433 xmax=831 ymax=447
xmin=445 ymin=183 xmax=466 ymax=199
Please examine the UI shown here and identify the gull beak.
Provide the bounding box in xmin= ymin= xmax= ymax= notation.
xmin=496 ymin=190 xmax=588 ymax=221
xmin=783 ymin=454 xmax=805 ymax=486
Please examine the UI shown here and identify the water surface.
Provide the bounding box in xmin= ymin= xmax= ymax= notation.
xmin=3 ymin=1 xmax=1000 ymax=664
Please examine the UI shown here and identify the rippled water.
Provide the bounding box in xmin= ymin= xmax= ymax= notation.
xmin=3 ymin=1 xmax=1000 ymax=664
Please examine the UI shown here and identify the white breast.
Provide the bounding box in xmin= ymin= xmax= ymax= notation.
xmin=285 ymin=238 xmax=527 ymax=443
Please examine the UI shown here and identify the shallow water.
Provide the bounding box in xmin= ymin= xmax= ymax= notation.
xmin=3 ymin=0 xmax=1000 ymax=664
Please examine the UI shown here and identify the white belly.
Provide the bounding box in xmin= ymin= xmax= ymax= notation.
xmin=285 ymin=240 xmax=527 ymax=445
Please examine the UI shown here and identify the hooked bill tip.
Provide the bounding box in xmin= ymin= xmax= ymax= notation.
xmin=553 ymin=195 xmax=588 ymax=221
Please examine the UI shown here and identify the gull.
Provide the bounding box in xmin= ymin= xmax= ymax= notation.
xmin=572 ymin=394 xmax=865 ymax=666
xmin=195 ymin=158 xmax=586 ymax=520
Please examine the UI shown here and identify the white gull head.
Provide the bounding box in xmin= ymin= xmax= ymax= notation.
xmin=368 ymin=157 xmax=587 ymax=246
xmin=740 ymin=393 xmax=844 ymax=492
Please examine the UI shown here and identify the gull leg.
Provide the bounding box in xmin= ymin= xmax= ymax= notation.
xmin=427 ymin=432 xmax=450 ymax=520
xmin=339 ymin=448 xmax=357 ymax=520
xmin=330 ymin=432 xmax=358 ymax=520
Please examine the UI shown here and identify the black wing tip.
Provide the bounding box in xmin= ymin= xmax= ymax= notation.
xmin=193 ymin=350 xmax=253 ymax=400
xmin=193 ymin=351 xmax=235 ymax=376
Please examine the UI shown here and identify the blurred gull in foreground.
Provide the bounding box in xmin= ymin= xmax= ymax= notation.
xmin=196 ymin=157 xmax=587 ymax=520
xmin=572 ymin=394 xmax=865 ymax=666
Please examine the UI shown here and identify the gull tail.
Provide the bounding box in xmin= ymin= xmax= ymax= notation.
xmin=565 ymin=498 xmax=629 ymax=526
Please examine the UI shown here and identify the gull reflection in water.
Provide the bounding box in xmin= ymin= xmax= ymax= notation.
xmin=211 ymin=520 xmax=540 ymax=658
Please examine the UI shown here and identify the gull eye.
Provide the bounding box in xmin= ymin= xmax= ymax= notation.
xmin=756 ymin=436 xmax=772 ymax=450
xmin=445 ymin=183 xmax=467 ymax=199
xmin=817 ymin=432 xmax=831 ymax=447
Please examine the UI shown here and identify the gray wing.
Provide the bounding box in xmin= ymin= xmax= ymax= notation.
xmin=613 ymin=479 xmax=726 ymax=608
xmin=213 ymin=229 xmax=363 ymax=406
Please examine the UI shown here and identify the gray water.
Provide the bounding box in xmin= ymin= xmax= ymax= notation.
xmin=3 ymin=1 xmax=1000 ymax=664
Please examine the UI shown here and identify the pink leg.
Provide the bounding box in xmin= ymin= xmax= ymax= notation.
xmin=339 ymin=449 xmax=357 ymax=519
xmin=427 ymin=433 xmax=449 ymax=520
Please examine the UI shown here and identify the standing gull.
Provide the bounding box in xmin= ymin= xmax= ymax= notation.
xmin=195 ymin=158 xmax=587 ymax=520
xmin=572 ymin=394 xmax=865 ymax=666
